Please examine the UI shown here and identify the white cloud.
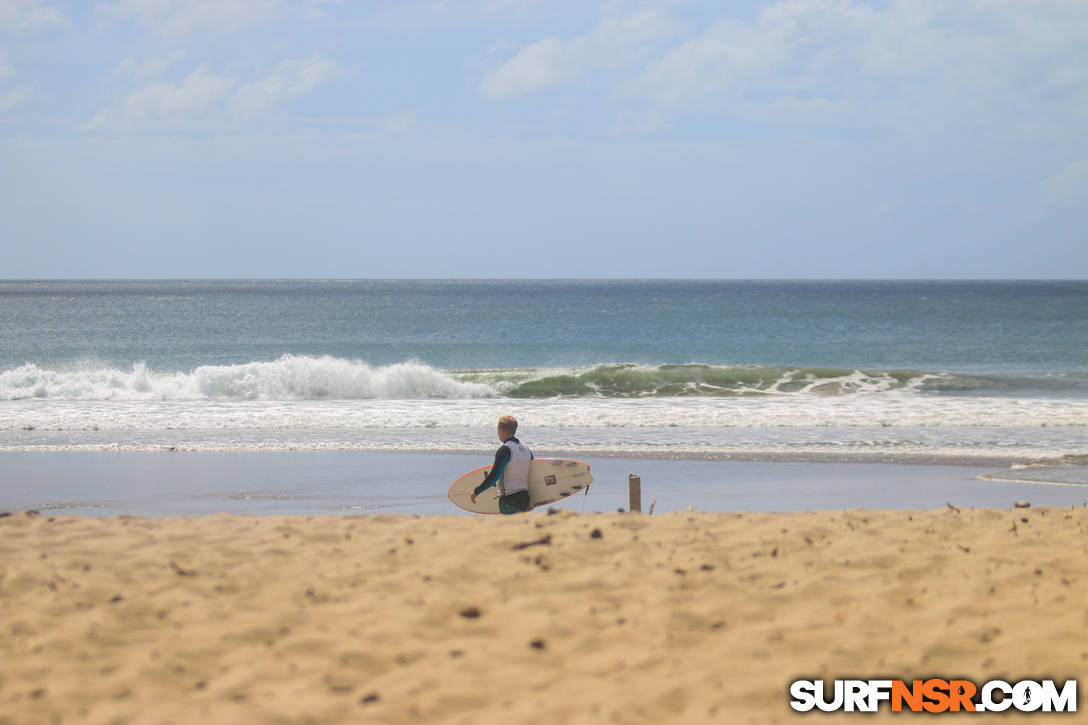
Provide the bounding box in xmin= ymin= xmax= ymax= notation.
xmin=626 ymin=0 xmax=1088 ymax=114
xmin=369 ymin=0 xmax=541 ymax=31
xmin=0 ymin=85 xmax=28 ymax=110
xmin=479 ymin=37 xmax=566 ymax=99
xmin=0 ymin=0 xmax=65 ymax=31
xmin=113 ymin=50 xmax=187 ymax=81
xmin=627 ymin=16 xmax=791 ymax=104
xmin=382 ymin=110 xmax=417 ymax=135
xmin=626 ymin=0 xmax=924 ymax=105
xmin=479 ymin=9 xmax=677 ymax=99
xmin=227 ymin=55 xmax=340 ymax=119
xmin=1041 ymin=159 xmax=1088 ymax=205
xmin=123 ymin=64 xmax=235 ymax=120
xmin=103 ymin=0 xmax=284 ymax=36
xmin=0 ymin=53 xmax=27 ymax=110
xmin=607 ymin=108 xmax=665 ymax=136
xmin=478 ymin=0 xmax=540 ymax=14
xmin=80 ymin=108 xmax=110 ymax=131
xmin=94 ymin=55 xmax=340 ymax=126
xmin=305 ymin=0 xmax=351 ymax=21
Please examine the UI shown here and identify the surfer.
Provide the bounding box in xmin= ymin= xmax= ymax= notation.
xmin=470 ymin=415 xmax=534 ymax=514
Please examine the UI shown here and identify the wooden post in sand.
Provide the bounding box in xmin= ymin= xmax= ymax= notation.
xmin=629 ymin=474 xmax=642 ymax=513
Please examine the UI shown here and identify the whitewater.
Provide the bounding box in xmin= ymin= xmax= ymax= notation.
xmin=2 ymin=280 xmax=1085 ymax=467
xmin=1 ymin=356 xmax=1085 ymax=463
xmin=5 ymin=355 xmax=1085 ymax=402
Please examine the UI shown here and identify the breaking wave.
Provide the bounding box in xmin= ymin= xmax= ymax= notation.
xmin=0 ymin=357 xmax=494 ymax=401
xmin=1 ymin=357 xmax=1083 ymax=401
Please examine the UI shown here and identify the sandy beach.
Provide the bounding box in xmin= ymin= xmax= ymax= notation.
xmin=2 ymin=505 xmax=1086 ymax=723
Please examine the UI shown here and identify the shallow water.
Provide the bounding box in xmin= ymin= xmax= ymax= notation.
xmin=3 ymin=452 xmax=1086 ymax=518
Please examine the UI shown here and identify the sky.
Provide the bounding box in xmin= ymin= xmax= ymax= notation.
xmin=1 ymin=0 xmax=1086 ymax=279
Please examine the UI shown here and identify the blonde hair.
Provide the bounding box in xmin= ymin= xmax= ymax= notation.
xmin=497 ymin=415 xmax=518 ymax=435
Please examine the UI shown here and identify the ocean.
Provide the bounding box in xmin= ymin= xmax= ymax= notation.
xmin=2 ymin=280 xmax=1086 ymax=472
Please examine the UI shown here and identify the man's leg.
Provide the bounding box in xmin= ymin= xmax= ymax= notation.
xmin=499 ymin=490 xmax=530 ymax=514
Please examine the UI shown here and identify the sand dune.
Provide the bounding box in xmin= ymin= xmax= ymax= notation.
xmin=1 ymin=505 xmax=1086 ymax=723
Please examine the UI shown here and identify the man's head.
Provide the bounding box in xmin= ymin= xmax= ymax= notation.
xmin=497 ymin=415 xmax=518 ymax=441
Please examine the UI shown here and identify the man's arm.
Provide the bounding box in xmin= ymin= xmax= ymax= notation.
xmin=473 ymin=445 xmax=511 ymax=497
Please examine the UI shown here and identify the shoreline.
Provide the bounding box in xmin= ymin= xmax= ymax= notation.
xmin=1 ymin=443 xmax=1079 ymax=468
xmin=2 ymin=507 xmax=1086 ymax=723
xmin=3 ymin=451 xmax=1088 ymax=519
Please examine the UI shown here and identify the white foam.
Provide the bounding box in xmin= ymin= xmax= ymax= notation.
xmin=4 ymin=359 xmax=1087 ymax=459
xmin=6 ymin=395 xmax=1088 ymax=430
xmin=0 ymin=357 xmax=496 ymax=401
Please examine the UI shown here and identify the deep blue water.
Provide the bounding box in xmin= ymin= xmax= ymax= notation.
xmin=2 ymin=279 xmax=1086 ymax=381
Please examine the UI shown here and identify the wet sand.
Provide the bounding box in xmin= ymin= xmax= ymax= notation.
xmin=5 ymin=451 xmax=1088 ymax=517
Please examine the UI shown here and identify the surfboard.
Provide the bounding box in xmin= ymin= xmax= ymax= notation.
xmin=448 ymin=458 xmax=593 ymax=514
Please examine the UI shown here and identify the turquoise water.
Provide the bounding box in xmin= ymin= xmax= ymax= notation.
xmin=1 ymin=280 xmax=1086 ymax=466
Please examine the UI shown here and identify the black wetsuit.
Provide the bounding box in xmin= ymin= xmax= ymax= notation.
xmin=473 ymin=437 xmax=532 ymax=513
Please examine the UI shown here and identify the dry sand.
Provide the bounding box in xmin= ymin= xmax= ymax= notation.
xmin=1 ymin=506 xmax=1086 ymax=724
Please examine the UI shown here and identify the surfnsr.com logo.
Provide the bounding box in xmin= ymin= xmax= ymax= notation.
xmin=789 ymin=679 xmax=1077 ymax=713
